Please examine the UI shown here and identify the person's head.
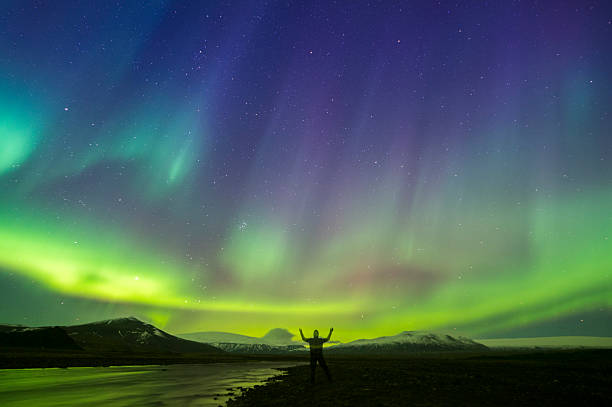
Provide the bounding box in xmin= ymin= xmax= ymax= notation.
xmin=313 ymin=329 xmax=319 ymax=338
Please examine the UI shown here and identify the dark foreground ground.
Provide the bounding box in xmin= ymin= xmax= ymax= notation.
xmin=227 ymin=349 xmax=612 ymax=406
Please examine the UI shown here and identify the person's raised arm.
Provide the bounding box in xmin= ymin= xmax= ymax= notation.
xmin=299 ymin=328 xmax=307 ymax=342
xmin=324 ymin=327 xmax=333 ymax=342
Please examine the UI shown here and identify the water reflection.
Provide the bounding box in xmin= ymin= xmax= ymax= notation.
xmin=0 ymin=362 xmax=302 ymax=406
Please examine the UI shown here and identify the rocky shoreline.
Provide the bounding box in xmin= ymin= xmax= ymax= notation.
xmin=226 ymin=350 xmax=612 ymax=406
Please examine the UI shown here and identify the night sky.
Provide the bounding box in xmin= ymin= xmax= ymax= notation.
xmin=1 ymin=1 xmax=611 ymax=341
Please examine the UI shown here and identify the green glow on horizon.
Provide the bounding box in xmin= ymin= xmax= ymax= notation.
xmin=1 ymin=186 xmax=610 ymax=341
xmin=0 ymin=206 xmax=364 ymax=320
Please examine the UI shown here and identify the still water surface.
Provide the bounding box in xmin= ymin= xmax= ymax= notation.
xmin=0 ymin=362 xmax=301 ymax=406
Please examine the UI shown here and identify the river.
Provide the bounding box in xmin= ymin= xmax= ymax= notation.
xmin=0 ymin=361 xmax=303 ymax=406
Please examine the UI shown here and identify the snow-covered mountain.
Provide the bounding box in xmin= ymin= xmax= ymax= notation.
xmin=1 ymin=317 xmax=222 ymax=353
xmin=178 ymin=328 xmax=308 ymax=353
xmin=180 ymin=328 xmax=486 ymax=354
xmin=212 ymin=343 xmax=306 ymax=354
xmin=179 ymin=328 xmax=298 ymax=346
xmin=178 ymin=331 xmax=264 ymax=345
xmin=327 ymin=331 xmax=487 ymax=353
xmin=64 ymin=317 xmax=223 ymax=353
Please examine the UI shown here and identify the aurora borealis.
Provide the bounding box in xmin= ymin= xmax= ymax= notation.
xmin=0 ymin=1 xmax=611 ymax=341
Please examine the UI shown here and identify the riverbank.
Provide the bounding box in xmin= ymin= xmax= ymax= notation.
xmin=226 ymin=349 xmax=612 ymax=406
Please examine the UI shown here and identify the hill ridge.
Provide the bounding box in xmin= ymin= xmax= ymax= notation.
xmin=1 ymin=317 xmax=223 ymax=354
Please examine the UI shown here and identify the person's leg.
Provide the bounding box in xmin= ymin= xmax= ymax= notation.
xmin=310 ymin=354 xmax=316 ymax=383
xmin=318 ymin=355 xmax=332 ymax=381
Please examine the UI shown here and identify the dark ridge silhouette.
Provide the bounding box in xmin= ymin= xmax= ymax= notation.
xmin=0 ymin=317 xmax=223 ymax=354
xmin=0 ymin=326 xmax=82 ymax=350
xmin=261 ymin=328 xmax=296 ymax=345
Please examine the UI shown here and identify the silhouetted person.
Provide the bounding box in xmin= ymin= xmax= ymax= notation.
xmin=300 ymin=327 xmax=333 ymax=383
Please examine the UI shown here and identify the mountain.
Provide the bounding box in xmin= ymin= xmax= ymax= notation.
xmin=261 ymin=328 xmax=296 ymax=345
xmin=0 ymin=318 xmax=223 ymax=354
xmin=327 ymin=331 xmax=487 ymax=353
xmin=178 ymin=331 xmax=264 ymax=345
xmin=180 ymin=329 xmax=486 ymax=354
xmin=177 ymin=328 xmax=307 ymax=354
xmin=212 ymin=343 xmax=306 ymax=354
xmin=64 ymin=317 xmax=223 ymax=353
xmin=0 ymin=326 xmax=82 ymax=350
xmin=179 ymin=328 xmax=298 ymax=346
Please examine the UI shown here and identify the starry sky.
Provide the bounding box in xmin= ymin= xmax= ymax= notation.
xmin=1 ymin=1 xmax=611 ymax=341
